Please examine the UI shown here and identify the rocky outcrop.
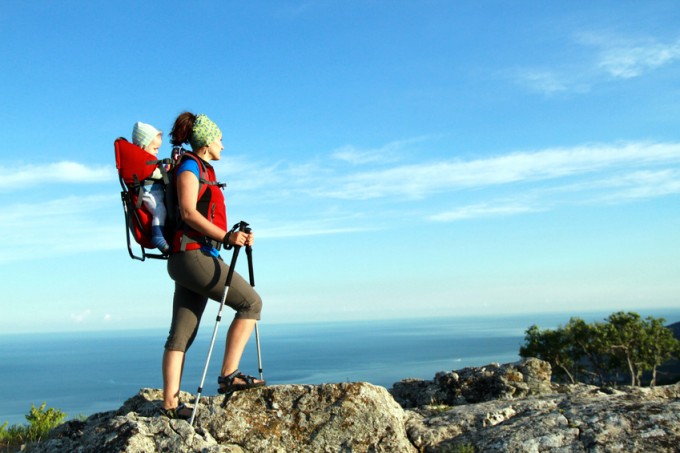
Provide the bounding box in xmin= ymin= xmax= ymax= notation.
xmin=31 ymin=383 xmax=415 ymax=453
xmin=391 ymin=357 xmax=553 ymax=408
xmin=29 ymin=358 xmax=680 ymax=452
xmin=404 ymin=381 xmax=680 ymax=452
xmin=394 ymin=358 xmax=680 ymax=452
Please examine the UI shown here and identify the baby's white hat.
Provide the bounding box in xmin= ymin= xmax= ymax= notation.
xmin=132 ymin=122 xmax=162 ymax=149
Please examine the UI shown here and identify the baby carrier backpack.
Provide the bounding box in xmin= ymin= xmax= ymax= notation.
xmin=115 ymin=137 xmax=175 ymax=261
xmin=114 ymin=138 xmax=225 ymax=261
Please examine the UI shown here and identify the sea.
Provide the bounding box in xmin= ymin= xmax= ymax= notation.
xmin=2 ymin=309 xmax=679 ymax=426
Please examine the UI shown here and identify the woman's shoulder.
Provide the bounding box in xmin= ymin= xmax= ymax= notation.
xmin=176 ymin=155 xmax=201 ymax=178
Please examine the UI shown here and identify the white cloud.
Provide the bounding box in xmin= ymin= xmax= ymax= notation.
xmin=262 ymin=224 xmax=372 ymax=239
xmin=428 ymin=203 xmax=540 ymax=222
xmin=332 ymin=146 xmax=390 ymax=165
xmin=512 ymin=33 xmax=680 ymax=94
xmin=1 ymin=140 xmax=678 ymax=264
xmin=511 ymin=69 xmax=570 ymax=95
xmin=330 ymin=137 xmax=427 ymax=165
xmin=0 ymin=194 xmax=118 ymax=225
xmin=586 ymin=35 xmax=680 ymax=79
xmin=0 ymin=194 xmax=123 ymax=264
xmin=71 ymin=309 xmax=92 ymax=323
xmin=588 ymin=169 xmax=680 ymax=203
xmin=0 ymin=162 xmax=116 ymax=189
xmin=317 ymin=142 xmax=680 ymax=200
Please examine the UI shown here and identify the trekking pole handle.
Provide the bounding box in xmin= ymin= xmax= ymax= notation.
xmin=225 ymin=243 xmax=241 ymax=287
xmin=244 ymin=226 xmax=255 ymax=287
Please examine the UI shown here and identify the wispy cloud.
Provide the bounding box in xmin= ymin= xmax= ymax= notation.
xmin=580 ymin=34 xmax=680 ymax=79
xmin=261 ymin=222 xmax=374 ymax=239
xmin=229 ymin=140 xmax=680 ymax=226
xmin=0 ymin=194 xmax=117 ymax=224
xmin=0 ymin=194 xmax=122 ymax=264
xmin=330 ymin=137 xmax=429 ymax=165
xmin=0 ymin=161 xmax=115 ymax=189
xmin=510 ymin=69 xmax=571 ymax=95
xmin=332 ymin=146 xmax=394 ymax=165
xmin=2 ymin=140 xmax=678 ymax=263
xmin=428 ymin=203 xmax=540 ymax=222
xmin=583 ymin=169 xmax=680 ymax=203
xmin=316 ymin=142 xmax=680 ymax=200
xmin=512 ymin=33 xmax=680 ymax=94
xmin=71 ymin=309 xmax=92 ymax=323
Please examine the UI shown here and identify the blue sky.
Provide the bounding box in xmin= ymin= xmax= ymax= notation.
xmin=1 ymin=1 xmax=679 ymax=334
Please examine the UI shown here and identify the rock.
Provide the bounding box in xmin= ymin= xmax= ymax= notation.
xmin=390 ymin=357 xmax=554 ymax=408
xmin=31 ymin=383 xmax=415 ymax=453
xmin=401 ymin=373 xmax=680 ymax=452
xmin=194 ymin=382 xmax=415 ymax=452
xmin=28 ymin=358 xmax=680 ymax=452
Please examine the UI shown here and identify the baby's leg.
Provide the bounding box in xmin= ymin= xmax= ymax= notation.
xmin=143 ymin=184 xmax=170 ymax=253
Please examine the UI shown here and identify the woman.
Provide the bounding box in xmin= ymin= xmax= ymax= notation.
xmin=161 ymin=112 xmax=264 ymax=419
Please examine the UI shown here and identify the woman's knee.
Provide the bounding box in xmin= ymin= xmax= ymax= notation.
xmin=165 ymin=328 xmax=198 ymax=352
xmin=164 ymin=336 xmax=189 ymax=352
xmin=251 ymin=294 xmax=263 ymax=318
xmin=238 ymin=293 xmax=262 ymax=320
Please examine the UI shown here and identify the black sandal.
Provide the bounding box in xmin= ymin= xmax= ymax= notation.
xmin=159 ymin=402 xmax=193 ymax=420
xmin=218 ymin=370 xmax=266 ymax=393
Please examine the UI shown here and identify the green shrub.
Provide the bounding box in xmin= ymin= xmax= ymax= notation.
xmin=0 ymin=402 xmax=66 ymax=450
xmin=25 ymin=402 xmax=67 ymax=442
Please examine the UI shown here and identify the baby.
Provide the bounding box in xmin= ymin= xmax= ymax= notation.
xmin=132 ymin=122 xmax=169 ymax=254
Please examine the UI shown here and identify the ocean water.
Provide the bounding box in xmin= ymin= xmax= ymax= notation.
xmin=2 ymin=310 xmax=679 ymax=426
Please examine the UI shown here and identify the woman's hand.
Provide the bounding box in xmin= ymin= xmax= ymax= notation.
xmin=226 ymin=230 xmax=255 ymax=247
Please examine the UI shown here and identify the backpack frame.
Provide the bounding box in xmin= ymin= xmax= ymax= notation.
xmin=115 ymin=137 xmax=173 ymax=261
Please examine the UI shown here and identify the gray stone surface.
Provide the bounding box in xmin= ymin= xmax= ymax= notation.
xmin=27 ymin=359 xmax=680 ymax=452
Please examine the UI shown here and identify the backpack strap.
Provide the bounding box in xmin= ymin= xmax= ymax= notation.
xmin=179 ymin=152 xmax=224 ymax=199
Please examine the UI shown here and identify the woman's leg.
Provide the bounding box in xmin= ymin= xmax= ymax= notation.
xmin=219 ymin=268 xmax=263 ymax=383
xmin=162 ymin=349 xmax=185 ymax=409
xmin=162 ymin=273 xmax=208 ymax=409
xmin=221 ymin=318 xmax=257 ymax=376
xmin=169 ymin=249 xmax=263 ymax=385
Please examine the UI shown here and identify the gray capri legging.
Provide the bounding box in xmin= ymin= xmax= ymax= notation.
xmin=164 ymin=248 xmax=262 ymax=352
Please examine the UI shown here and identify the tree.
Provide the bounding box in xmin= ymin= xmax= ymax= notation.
xmin=639 ymin=316 xmax=679 ymax=387
xmin=603 ymin=312 xmax=646 ymax=386
xmin=519 ymin=312 xmax=680 ymax=387
xmin=564 ymin=318 xmax=609 ymax=385
xmin=520 ymin=325 xmax=576 ymax=383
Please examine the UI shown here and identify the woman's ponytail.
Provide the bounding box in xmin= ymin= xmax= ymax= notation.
xmin=169 ymin=112 xmax=196 ymax=147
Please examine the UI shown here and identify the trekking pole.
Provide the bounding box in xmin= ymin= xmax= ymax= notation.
xmin=244 ymin=227 xmax=263 ymax=381
xmin=189 ymin=222 xmax=244 ymax=426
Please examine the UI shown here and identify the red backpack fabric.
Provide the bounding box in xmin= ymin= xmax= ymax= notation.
xmin=115 ymin=137 xmax=171 ymax=260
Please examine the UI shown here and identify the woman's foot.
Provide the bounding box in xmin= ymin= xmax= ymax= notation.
xmin=160 ymin=403 xmax=192 ymax=420
xmin=218 ymin=370 xmax=266 ymax=394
